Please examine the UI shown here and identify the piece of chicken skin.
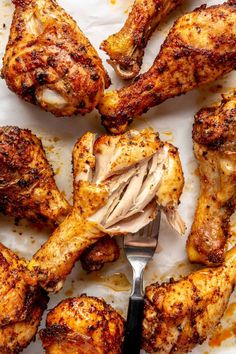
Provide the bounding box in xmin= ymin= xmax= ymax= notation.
xmin=0 ymin=241 xmax=48 ymax=353
xmin=0 ymin=126 xmax=70 ymax=227
xmin=187 ymin=92 xmax=236 ymax=265
xmin=101 ymin=0 xmax=184 ymax=79
xmin=28 ymin=129 xmax=184 ymax=292
xmin=1 ymin=0 xmax=109 ymax=117
xmin=40 ymin=295 xmax=125 ymax=354
xmin=0 ymin=288 xmax=48 ymax=354
xmin=98 ymin=1 xmax=236 ymax=134
xmin=80 ymin=236 xmax=120 ymax=272
xmin=143 ymin=245 xmax=236 ymax=353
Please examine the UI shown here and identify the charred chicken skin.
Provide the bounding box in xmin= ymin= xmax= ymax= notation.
xmin=0 ymin=126 xmax=70 ymax=227
xmin=40 ymin=295 xmax=125 ymax=354
xmin=0 ymin=242 xmax=48 ymax=353
xmin=187 ymin=92 xmax=236 ymax=265
xmin=99 ymin=1 xmax=236 ymax=134
xmin=101 ymin=0 xmax=184 ymax=79
xmin=42 ymin=245 xmax=236 ymax=354
xmin=28 ymin=129 xmax=184 ymax=292
xmin=2 ymin=0 xmax=109 ymax=117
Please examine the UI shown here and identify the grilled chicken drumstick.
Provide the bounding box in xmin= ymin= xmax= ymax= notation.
xmin=99 ymin=1 xmax=236 ymax=134
xmin=40 ymin=295 xmax=124 ymax=354
xmin=101 ymin=0 xmax=184 ymax=79
xmin=0 ymin=126 xmax=70 ymax=227
xmin=187 ymin=92 xmax=236 ymax=265
xmin=0 ymin=125 xmax=116 ymax=271
xmin=41 ymin=245 xmax=236 ymax=353
xmin=2 ymin=0 xmax=109 ymax=117
xmin=28 ymin=129 xmax=185 ymax=292
xmin=0 ymin=242 xmax=48 ymax=352
xmin=143 ymin=245 xmax=236 ymax=353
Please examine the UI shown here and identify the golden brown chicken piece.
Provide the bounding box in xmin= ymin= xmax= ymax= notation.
xmin=39 ymin=245 xmax=236 ymax=354
xmin=80 ymin=236 xmax=120 ymax=272
xmin=0 ymin=126 xmax=70 ymax=227
xmin=28 ymin=129 xmax=184 ymax=292
xmin=0 ymin=242 xmax=36 ymax=327
xmin=99 ymin=1 xmax=236 ymax=134
xmin=0 ymin=288 xmax=48 ymax=354
xmin=143 ymin=245 xmax=236 ymax=353
xmin=101 ymin=0 xmax=184 ymax=79
xmin=1 ymin=0 xmax=109 ymax=117
xmin=40 ymin=295 xmax=125 ymax=354
xmin=0 ymin=125 xmax=116 ymax=270
xmin=0 ymin=242 xmax=48 ymax=353
xmin=187 ymin=92 xmax=236 ymax=265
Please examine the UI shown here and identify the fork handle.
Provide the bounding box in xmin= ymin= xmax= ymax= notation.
xmin=122 ymin=296 xmax=144 ymax=354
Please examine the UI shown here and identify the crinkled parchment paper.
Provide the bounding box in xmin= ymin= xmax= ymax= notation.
xmin=0 ymin=0 xmax=236 ymax=352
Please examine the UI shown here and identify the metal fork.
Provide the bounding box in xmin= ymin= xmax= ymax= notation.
xmin=122 ymin=210 xmax=161 ymax=354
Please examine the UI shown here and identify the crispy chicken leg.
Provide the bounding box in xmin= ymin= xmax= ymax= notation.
xmin=40 ymin=295 xmax=125 ymax=354
xmin=99 ymin=1 xmax=236 ymax=134
xmin=40 ymin=245 xmax=236 ymax=354
xmin=28 ymin=129 xmax=184 ymax=292
xmin=0 ymin=125 xmax=116 ymax=270
xmin=101 ymin=0 xmax=184 ymax=79
xmin=143 ymin=245 xmax=236 ymax=353
xmin=0 ymin=242 xmax=48 ymax=353
xmin=2 ymin=0 xmax=109 ymax=117
xmin=0 ymin=126 xmax=70 ymax=227
xmin=187 ymin=92 xmax=236 ymax=265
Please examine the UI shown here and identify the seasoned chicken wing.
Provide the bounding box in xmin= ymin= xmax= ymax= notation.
xmin=28 ymin=129 xmax=184 ymax=292
xmin=187 ymin=92 xmax=236 ymax=265
xmin=101 ymin=0 xmax=184 ymax=79
xmin=2 ymin=0 xmax=109 ymax=117
xmin=0 ymin=242 xmax=48 ymax=353
xmin=143 ymin=245 xmax=236 ymax=353
xmin=40 ymin=245 xmax=236 ymax=354
xmin=99 ymin=1 xmax=236 ymax=134
xmin=40 ymin=295 xmax=125 ymax=354
xmin=0 ymin=126 xmax=70 ymax=227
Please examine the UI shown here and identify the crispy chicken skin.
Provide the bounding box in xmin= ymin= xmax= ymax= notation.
xmin=187 ymin=92 xmax=236 ymax=265
xmin=0 ymin=242 xmax=48 ymax=353
xmin=101 ymin=0 xmax=184 ymax=79
xmin=80 ymin=236 xmax=120 ymax=272
xmin=1 ymin=0 xmax=109 ymax=117
xmin=0 ymin=242 xmax=36 ymax=327
xmin=0 ymin=126 xmax=70 ymax=227
xmin=28 ymin=129 xmax=184 ymax=292
xmin=40 ymin=295 xmax=125 ymax=354
xmin=99 ymin=1 xmax=236 ymax=134
xmin=0 ymin=288 xmax=48 ymax=354
xmin=40 ymin=245 xmax=236 ymax=354
xmin=143 ymin=245 xmax=236 ymax=353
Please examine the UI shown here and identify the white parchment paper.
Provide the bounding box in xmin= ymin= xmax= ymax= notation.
xmin=0 ymin=0 xmax=236 ymax=353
